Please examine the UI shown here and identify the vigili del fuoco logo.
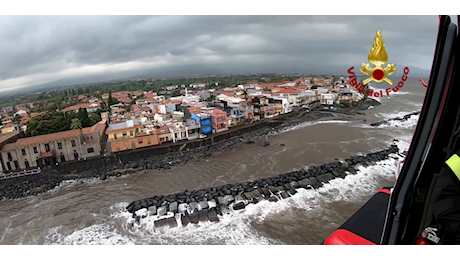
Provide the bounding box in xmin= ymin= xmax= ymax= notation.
xmin=348 ymin=29 xmax=409 ymax=97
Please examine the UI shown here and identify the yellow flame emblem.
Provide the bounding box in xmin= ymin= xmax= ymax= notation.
xmin=360 ymin=29 xmax=396 ymax=85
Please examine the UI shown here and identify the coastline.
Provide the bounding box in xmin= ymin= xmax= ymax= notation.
xmin=0 ymin=99 xmax=381 ymax=201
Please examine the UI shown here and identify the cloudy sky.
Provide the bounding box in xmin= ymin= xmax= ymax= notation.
xmin=0 ymin=15 xmax=440 ymax=92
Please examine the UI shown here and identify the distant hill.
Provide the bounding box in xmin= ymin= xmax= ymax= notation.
xmin=1 ymin=63 xmax=431 ymax=96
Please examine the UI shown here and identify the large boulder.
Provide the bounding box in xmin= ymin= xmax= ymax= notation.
xmin=232 ymin=201 xmax=246 ymax=210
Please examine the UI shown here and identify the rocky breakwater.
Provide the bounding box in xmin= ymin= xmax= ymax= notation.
xmin=370 ymin=111 xmax=420 ymax=127
xmin=125 ymin=144 xmax=400 ymax=229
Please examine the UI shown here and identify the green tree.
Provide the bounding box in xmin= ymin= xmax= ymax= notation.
xmin=70 ymin=118 xmax=82 ymax=130
xmin=12 ymin=114 xmax=22 ymax=124
xmin=25 ymin=111 xmax=72 ymax=137
xmin=241 ymin=89 xmax=249 ymax=99
xmin=71 ymin=89 xmax=76 ymax=96
xmin=77 ymin=108 xmax=91 ymax=127
xmin=77 ymin=88 xmax=83 ymax=95
xmin=108 ymin=91 xmax=119 ymax=106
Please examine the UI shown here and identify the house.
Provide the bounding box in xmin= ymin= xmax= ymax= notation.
xmin=225 ymin=104 xmax=245 ymax=126
xmin=106 ymin=119 xmax=160 ymax=152
xmin=239 ymin=101 xmax=254 ymax=120
xmin=155 ymin=124 xmax=172 ymax=144
xmin=0 ymin=131 xmax=23 ymax=173
xmin=1 ymin=123 xmax=20 ymax=134
xmin=62 ymin=103 xmax=100 ymax=113
xmin=201 ymin=108 xmax=228 ymax=134
xmin=0 ymin=120 xmax=107 ymax=172
xmin=198 ymin=113 xmax=212 ymax=135
xmin=186 ymin=116 xmax=201 ymax=140
xmin=269 ymin=98 xmax=289 ymax=114
xmin=320 ymin=93 xmax=337 ymax=105
xmin=166 ymin=120 xmax=188 ymax=142
xmin=190 ymin=83 xmax=206 ymax=89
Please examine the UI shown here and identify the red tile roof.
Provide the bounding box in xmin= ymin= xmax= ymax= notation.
xmin=62 ymin=103 xmax=92 ymax=113
xmin=276 ymin=88 xmax=300 ymax=94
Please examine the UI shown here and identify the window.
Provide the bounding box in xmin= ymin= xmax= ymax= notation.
xmin=24 ymin=160 xmax=30 ymax=168
xmin=124 ymin=141 xmax=129 ymax=146
xmin=138 ymin=139 xmax=143 ymax=144
xmin=87 ymin=148 xmax=94 ymax=153
xmin=6 ymin=162 xmax=11 ymax=171
xmin=7 ymin=152 xmax=12 ymax=161
xmin=122 ymin=132 xmax=127 ymax=137
xmin=58 ymin=142 xmax=62 ymax=149
xmin=60 ymin=155 xmax=65 ymax=162
xmin=130 ymin=131 xmax=134 ymax=136
xmin=71 ymin=140 xmax=76 ymax=147
xmin=74 ymin=152 xmax=79 ymax=160
xmin=44 ymin=143 xmax=50 ymax=152
xmin=114 ymin=134 xmax=117 ymax=140
xmin=115 ymin=143 xmax=120 ymax=150
xmin=14 ymin=161 xmax=19 ymax=169
xmin=147 ymin=137 xmax=151 ymax=145
xmin=160 ymin=137 xmax=165 ymax=142
xmin=22 ymin=149 xmax=26 ymax=156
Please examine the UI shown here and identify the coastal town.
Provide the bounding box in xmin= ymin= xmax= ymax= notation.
xmin=0 ymin=75 xmax=366 ymax=175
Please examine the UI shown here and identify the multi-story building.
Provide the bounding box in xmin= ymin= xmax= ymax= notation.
xmin=106 ymin=119 xmax=160 ymax=152
xmin=185 ymin=117 xmax=201 ymax=140
xmin=198 ymin=113 xmax=212 ymax=135
xmin=201 ymin=108 xmax=228 ymax=134
xmin=166 ymin=120 xmax=188 ymax=142
xmin=0 ymin=120 xmax=107 ymax=172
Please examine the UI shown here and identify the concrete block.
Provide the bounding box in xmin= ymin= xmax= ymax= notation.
xmin=251 ymin=189 xmax=262 ymax=198
xmin=280 ymin=191 xmax=290 ymax=199
xmin=198 ymin=209 xmax=208 ymax=222
xmin=157 ymin=206 xmax=167 ymax=216
xmin=178 ymin=203 xmax=189 ymax=215
xmin=190 ymin=212 xmax=199 ymax=224
xmin=189 ymin=202 xmax=199 ymax=212
xmin=234 ymin=195 xmax=245 ymax=202
xmin=224 ymin=195 xmax=234 ymax=204
xmin=208 ymin=210 xmax=219 ymax=222
xmin=243 ymin=192 xmax=253 ymax=200
xmin=198 ymin=201 xmax=209 ymax=210
xmin=168 ymin=202 xmax=178 ymax=214
xmin=207 ymin=199 xmax=217 ymax=209
xmin=148 ymin=206 xmax=157 ymax=216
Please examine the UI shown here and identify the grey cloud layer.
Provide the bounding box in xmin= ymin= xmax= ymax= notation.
xmin=0 ymin=15 xmax=438 ymax=90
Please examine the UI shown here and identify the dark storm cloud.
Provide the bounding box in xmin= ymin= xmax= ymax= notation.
xmin=0 ymin=15 xmax=439 ymax=91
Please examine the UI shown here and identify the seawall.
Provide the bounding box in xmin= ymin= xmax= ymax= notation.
xmin=126 ymin=144 xmax=402 ymax=229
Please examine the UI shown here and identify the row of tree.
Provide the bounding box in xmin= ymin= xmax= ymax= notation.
xmin=24 ymin=108 xmax=100 ymax=137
